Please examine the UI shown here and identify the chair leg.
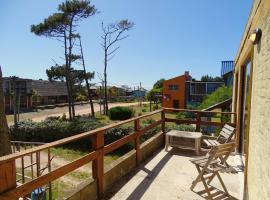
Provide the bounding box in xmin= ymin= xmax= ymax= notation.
xmin=216 ymin=172 xmax=229 ymax=194
xmin=191 ymin=165 xmax=203 ymax=191
xmin=207 ymin=173 xmax=216 ymax=185
xmin=201 ymin=175 xmax=213 ymax=200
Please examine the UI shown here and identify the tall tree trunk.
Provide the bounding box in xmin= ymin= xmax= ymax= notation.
xmin=64 ymin=32 xmax=73 ymax=120
xmin=79 ymin=37 xmax=95 ymax=117
xmin=104 ymin=50 xmax=109 ymax=115
xmin=0 ymin=67 xmax=12 ymax=156
xmin=68 ymin=19 xmax=76 ymax=119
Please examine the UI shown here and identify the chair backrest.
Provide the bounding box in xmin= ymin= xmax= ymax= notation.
xmin=200 ymin=142 xmax=236 ymax=172
xmin=217 ymin=124 xmax=236 ymax=144
xmin=210 ymin=142 xmax=236 ymax=164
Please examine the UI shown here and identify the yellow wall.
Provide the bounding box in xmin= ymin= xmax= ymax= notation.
xmin=233 ymin=0 xmax=270 ymax=199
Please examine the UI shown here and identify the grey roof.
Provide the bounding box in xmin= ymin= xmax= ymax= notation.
xmin=32 ymin=80 xmax=68 ymax=97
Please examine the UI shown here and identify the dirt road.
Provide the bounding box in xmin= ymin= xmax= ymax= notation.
xmin=8 ymin=102 xmax=148 ymax=124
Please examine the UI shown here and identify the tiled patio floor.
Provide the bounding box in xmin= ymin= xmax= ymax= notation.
xmin=105 ymin=148 xmax=244 ymax=200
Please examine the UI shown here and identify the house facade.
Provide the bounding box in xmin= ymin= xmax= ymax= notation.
xmin=232 ymin=0 xmax=270 ymax=198
xmin=3 ymin=77 xmax=69 ymax=113
xmin=162 ymin=72 xmax=191 ymax=109
xmin=185 ymin=81 xmax=224 ymax=103
xmin=32 ymin=80 xmax=68 ymax=106
xmin=3 ymin=77 xmax=32 ymax=113
xmin=162 ymin=72 xmax=224 ymax=109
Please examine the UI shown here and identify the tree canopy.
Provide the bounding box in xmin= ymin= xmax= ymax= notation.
xmin=153 ymin=78 xmax=165 ymax=90
xmin=201 ymin=75 xmax=223 ymax=82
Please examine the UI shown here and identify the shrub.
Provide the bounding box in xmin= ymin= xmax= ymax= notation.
xmin=169 ymin=124 xmax=196 ymax=132
xmin=142 ymin=108 xmax=147 ymax=112
xmin=10 ymin=117 xmax=104 ymax=144
xmin=153 ymin=105 xmax=159 ymax=110
xmin=108 ymin=106 xmax=134 ymax=120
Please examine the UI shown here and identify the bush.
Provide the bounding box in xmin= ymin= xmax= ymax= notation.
xmin=108 ymin=106 xmax=134 ymax=120
xmin=10 ymin=117 xmax=104 ymax=144
xmin=142 ymin=108 xmax=147 ymax=112
xmin=169 ymin=124 xmax=196 ymax=132
xmin=153 ymin=105 xmax=159 ymax=110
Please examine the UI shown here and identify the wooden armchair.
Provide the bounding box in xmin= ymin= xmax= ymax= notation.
xmin=203 ymin=124 xmax=236 ymax=147
xmin=190 ymin=142 xmax=236 ymax=200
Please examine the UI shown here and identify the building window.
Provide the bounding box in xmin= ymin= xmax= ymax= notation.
xmin=168 ymin=84 xmax=179 ymax=91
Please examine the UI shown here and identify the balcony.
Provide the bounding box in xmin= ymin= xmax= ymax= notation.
xmin=0 ymin=109 xmax=242 ymax=200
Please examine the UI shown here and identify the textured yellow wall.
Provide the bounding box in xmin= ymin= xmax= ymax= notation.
xmin=233 ymin=0 xmax=270 ymax=199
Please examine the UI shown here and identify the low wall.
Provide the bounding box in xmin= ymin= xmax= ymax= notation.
xmin=66 ymin=131 xmax=165 ymax=200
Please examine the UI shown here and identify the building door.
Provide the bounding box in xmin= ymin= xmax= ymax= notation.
xmin=240 ymin=61 xmax=252 ymax=154
xmin=173 ymin=100 xmax=179 ymax=109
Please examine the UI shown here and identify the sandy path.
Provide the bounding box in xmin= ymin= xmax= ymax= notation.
xmin=31 ymin=102 xmax=147 ymax=122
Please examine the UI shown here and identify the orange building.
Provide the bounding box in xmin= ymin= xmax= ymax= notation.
xmin=162 ymin=72 xmax=191 ymax=109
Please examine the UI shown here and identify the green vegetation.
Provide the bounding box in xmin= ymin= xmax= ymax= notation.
xmin=108 ymin=106 xmax=134 ymax=120
xmin=50 ymin=147 xmax=88 ymax=161
xmin=201 ymin=75 xmax=223 ymax=82
xmin=198 ymin=86 xmax=232 ymax=110
xmin=10 ymin=116 xmax=104 ymax=150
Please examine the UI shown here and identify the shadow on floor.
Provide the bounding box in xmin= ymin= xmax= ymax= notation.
xmin=194 ymin=186 xmax=239 ymax=200
xmin=103 ymin=147 xmax=199 ymax=200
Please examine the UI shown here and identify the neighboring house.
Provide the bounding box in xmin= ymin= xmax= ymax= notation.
xmin=162 ymin=71 xmax=224 ymax=109
xmin=109 ymin=86 xmax=126 ymax=98
xmin=185 ymin=81 xmax=224 ymax=103
xmin=132 ymin=88 xmax=147 ymax=98
xmin=221 ymin=61 xmax=234 ymax=86
xmin=3 ymin=77 xmax=32 ymax=113
xmin=162 ymin=71 xmax=191 ymax=109
xmin=32 ymin=80 xmax=68 ymax=106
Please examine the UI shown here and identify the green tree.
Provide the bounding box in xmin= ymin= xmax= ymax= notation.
xmin=153 ymin=78 xmax=165 ymax=89
xmin=31 ymin=0 xmax=97 ymax=120
xmin=198 ymin=86 xmax=232 ymax=110
xmin=101 ymin=19 xmax=134 ymax=115
xmin=0 ymin=66 xmax=12 ymax=156
xmin=201 ymin=75 xmax=223 ymax=82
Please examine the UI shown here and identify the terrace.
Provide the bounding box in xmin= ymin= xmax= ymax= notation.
xmin=0 ymin=108 xmax=243 ymax=200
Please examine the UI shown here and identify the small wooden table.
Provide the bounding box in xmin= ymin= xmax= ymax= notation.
xmin=165 ymin=130 xmax=202 ymax=155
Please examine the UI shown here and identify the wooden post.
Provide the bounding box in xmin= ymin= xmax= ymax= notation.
xmin=0 ymin=161 xmax=16 ymax=194
xmin=91 ymin=131 xmax=104 ymax=198
xmin=161 ymin=110 xmax=165 ymax=134
xmin=134 ymin=119 xmax=141 ymax=166
xmin=196 ymin=112 xmax=201 ymax=132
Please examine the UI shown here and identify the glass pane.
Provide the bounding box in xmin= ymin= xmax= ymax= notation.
xmin=241 ymin=61 xmax=251 ymax=153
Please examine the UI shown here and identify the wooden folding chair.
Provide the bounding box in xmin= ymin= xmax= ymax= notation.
xmin=203 ymin=124 xmax=236 ymax=147
xmin=190 ymin=142 xmax=236 ymax=200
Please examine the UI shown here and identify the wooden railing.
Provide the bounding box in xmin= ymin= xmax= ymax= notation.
xmin=0 ymin=108 xmax=236 ymax=200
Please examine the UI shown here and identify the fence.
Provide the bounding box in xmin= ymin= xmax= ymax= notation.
xmin=0 ymin=108 xmax=236 ymax=199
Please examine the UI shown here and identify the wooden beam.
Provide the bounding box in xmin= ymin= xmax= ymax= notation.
xmin=104 ymin=133 xmax=136 ymax=155
xmin=163 ymin=107 xmax=237 ymax=115
xmin=91 ymin=131 xmax=104 ymax=198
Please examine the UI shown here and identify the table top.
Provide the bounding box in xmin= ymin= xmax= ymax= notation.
xmin=166 ymin=130 xmax=202 ymax=139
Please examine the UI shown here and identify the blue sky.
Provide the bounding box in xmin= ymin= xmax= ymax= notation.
xmin=0 ymin=0 xmax=252 ymax=89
